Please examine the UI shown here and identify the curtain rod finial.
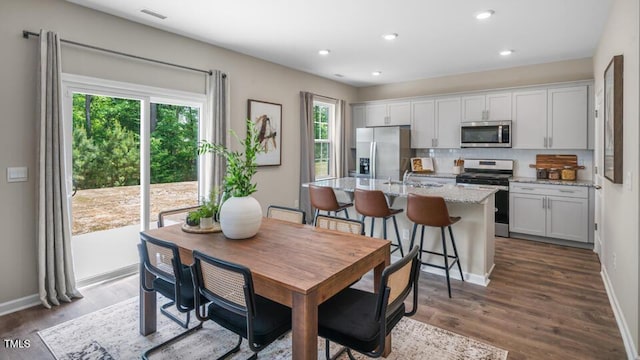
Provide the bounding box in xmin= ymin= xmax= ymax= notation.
xmin=22 ymin=30 xmax=30 ymax=39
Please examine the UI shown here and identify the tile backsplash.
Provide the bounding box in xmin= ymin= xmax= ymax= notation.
xmin=415 ymin=148 xmax=594 ymax=180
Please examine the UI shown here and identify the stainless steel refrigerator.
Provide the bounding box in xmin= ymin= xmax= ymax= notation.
xmin=356 ymin=127 xmax=412 ymax=181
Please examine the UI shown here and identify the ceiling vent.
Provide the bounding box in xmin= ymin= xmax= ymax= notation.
xmin=140 ymin=9 xmax=167 ymax=20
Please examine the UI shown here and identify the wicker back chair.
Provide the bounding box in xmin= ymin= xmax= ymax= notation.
xmin=318 ymin=246 xmax=420 ymax=359
xmin=266 ymin=205 xmax=306 ymax=224
xmin=315 ymin=214 xmax=364 ymax=235
xmin=138 ymin=233 xmax=203 ymax=359
xmin=191 ymin=250 xmax=292 ymax=359
xmin=157 ymin=205 xmax=201 ymax=227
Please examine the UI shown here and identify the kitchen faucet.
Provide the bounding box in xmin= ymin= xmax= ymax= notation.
xmin=403 ymin=170 xmax=412 ymax=185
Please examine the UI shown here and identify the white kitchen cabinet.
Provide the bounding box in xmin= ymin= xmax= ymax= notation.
xmin=512 ymin=90 xmax=547 ymax=149
xmin=434 ymin=97 xmax=461 ymax=148
xmin=509 ymin=183 xmax=590 ymax=243
xmin=351 ymin=105 xmax=366 ymax=146
xmin=410 ymin=100 xmax=435 ymax=148
xmin=461 ymin=92 xmax=511 ymax=122
xmin=512 ymin=85 xmax=588 ymax=149
xmin=411 ymin=97 xmax=460 ymax=148
xmin=547 ymin=86 xmax=588 ymax=149
xmin=365 ymin=101 xmax=411 ymax=127
xmin=510 ymin=193 xmax=546 ymax=236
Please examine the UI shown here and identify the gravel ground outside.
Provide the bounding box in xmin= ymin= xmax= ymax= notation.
xmin=71 ymin=181 xmax=198 ymax=235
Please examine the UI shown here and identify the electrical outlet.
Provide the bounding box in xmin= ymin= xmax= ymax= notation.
xmin=402 ymin=229 xmax=410 ymax=240
xmin=612 ymin=252 xmax=617 ymax=270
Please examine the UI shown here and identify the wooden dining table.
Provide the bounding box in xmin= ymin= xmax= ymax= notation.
xmin=139 ymin=217 xmax=391 ymax=359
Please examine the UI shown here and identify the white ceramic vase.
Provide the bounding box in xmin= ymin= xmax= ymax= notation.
xmin=219 ymin=196 xmax=262 ymax=239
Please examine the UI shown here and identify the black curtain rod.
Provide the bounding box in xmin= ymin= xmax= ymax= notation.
xmin=23 ymin=30 xmax=213 ymax=76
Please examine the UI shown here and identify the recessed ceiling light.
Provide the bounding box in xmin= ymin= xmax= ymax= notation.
xmin=318 ymin=49 xmax=330 ymax=56
xmin=372 ymin=71 xmax=382 ymax=76
xmin=382 ymin=33 xmax=398 ymax=40
xmin=140 ymin=8 xmax=167 ymax=20
xmin=500 ymin=49 xmax=513 ymax=56
xmin=475 ymin=10 xmax=494 ymax=20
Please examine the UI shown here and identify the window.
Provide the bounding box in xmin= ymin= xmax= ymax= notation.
xmin=313 ymin=101 xmax=335 ymax=179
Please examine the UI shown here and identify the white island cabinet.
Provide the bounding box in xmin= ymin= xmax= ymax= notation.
xmin=509 ymin=182 xmax=592 ymax=244
xmin=304 ymin=178 xmax=496 ymax=286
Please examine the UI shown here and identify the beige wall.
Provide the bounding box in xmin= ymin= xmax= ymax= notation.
xmin=0 ymin=0 xmax=357 ymax=304
xmin=357 ymin=58 xmax=594 ymax=101
xmin=593 ymin=0 xmax=640 ymax=356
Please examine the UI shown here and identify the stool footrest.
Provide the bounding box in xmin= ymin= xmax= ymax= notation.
xmin=419 ymin=259 xmax=460 ymax=271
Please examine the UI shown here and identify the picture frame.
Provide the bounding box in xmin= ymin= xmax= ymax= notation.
xmin=603 ymin=55 xmax=623 ymax=184
xmin=248 ymin=99 xmax=282 ymax=166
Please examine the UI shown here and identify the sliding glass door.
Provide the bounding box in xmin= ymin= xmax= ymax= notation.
xmin=63 ymin=75 xmax=205 ymax=284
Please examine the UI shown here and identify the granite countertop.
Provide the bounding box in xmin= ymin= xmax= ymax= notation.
xmin=510 ymin=177 xmax=595 ymax=187
xmin=306 ymin=177 xmax=496 ymax=204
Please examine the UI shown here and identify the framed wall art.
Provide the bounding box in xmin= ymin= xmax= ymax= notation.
xmin=248 ymin=99 xmax=282 ymax=166
xmin=603 ymin=55 xmax=623 ymax=184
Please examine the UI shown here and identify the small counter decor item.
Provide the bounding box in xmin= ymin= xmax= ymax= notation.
xmin=548 ymin=168 xmax=561 ymax=180
xmin=561 ymin=166 xmax=577 ymax=181
xmin=199 ymin=119 xmax=263 ymax=239
xmin=536 ymin=168 xmax=548 ymax=179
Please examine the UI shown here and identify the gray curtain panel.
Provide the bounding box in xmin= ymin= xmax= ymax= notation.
xmin=336 ymin=99 xmax=347 ymax=178
xmin=36 ymin=31 xmax=82 ymax=308
xmin=200 ymin=70 xmax=228 ymax=201
xmin=299 ymin=92 xmax=315 ymax=222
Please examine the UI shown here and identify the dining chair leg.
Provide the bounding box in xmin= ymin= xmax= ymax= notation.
xmin=441 ymin=227 xmax=452 ymax=298
xmin=314 ymin=209 xmax=319 ymax=225
xmin=342 ymin=208 xmax=350 ymax=219
xmin=392 ymin=216 xmax=404 ymax=257
xmin=448 ymin=225 xmax=464 ymax=281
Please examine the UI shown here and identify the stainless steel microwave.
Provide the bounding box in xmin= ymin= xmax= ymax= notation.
xmin=460 ymin=120 xmax=511 ymax=148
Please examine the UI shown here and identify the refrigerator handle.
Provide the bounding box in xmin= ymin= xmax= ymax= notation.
xmin=371 ymin=141 xmax=377 ymax=179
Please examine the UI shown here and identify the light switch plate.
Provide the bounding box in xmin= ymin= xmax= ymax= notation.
xmin=7 ymin=167 xmax=28 ymax=183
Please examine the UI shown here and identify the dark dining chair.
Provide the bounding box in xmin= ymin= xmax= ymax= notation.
xmin=191 ymin=250 xmax=292 ymax=359
xmin=318 ymin=246 xmax=420 ymax=359
xmin=138 ymin=232 xmax=203 ymax=359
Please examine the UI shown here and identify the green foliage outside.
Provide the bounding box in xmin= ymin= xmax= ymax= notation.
xmin=72 ymin=94 xmax=199 ymax=190
xmin=313 ymin=104 xmax=330 ymax=178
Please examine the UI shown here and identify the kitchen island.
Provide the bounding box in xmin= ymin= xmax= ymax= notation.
xmin=305 ymin=177 xmax=497 ymax=286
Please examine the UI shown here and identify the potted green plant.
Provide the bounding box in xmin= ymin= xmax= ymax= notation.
xmin=198 ymin=197 xmax=218 ymax=229
xmin=199 ymin=119 xmax=263 ymax=239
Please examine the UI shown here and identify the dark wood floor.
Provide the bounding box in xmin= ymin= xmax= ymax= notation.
xmin=0 ymin=237 xmax=626 ymax=359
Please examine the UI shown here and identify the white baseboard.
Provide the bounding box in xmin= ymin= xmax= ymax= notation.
xmin=391 ymin=254 xmax=490 ymax=287
xmin=0 ymin=264 xmax=139 ymax=318
xmin=601 ymin=266 xmax=639 ymax=360
xmin=419 ymin=265 xmax=490 ymax=287
xmin=0 ymin=294 xmax=40 ymax=317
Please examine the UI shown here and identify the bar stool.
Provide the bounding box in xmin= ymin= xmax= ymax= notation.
xmin=407 ymin=193 xmax=463 ymax=298
xmin=309 ymin=184 xmax=353 ymax=224
xmin=354 ymin=188 xmax=404 ymax=257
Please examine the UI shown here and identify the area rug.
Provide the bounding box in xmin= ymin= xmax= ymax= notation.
xmin=38 ymin=297 xmax=507 ymax=360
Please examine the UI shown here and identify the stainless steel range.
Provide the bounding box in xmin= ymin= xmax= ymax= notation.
xmin=456 ymin=159 xmax=513 ymax=237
